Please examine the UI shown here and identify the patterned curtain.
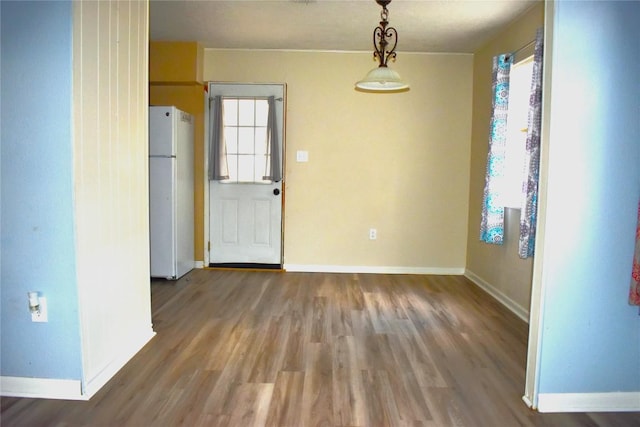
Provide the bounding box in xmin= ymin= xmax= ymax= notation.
xmin=518 ymin=28 xmax=544 ymax=258
xmin=262 ymin=96 xmax=282 ymax=182
xmin=480 ymin=54 xmax=513 ymax=244
xmin=208 ymin=95 xmax=229 ymax=181
xmin=630 ymin=199 xmax=640 ymax=306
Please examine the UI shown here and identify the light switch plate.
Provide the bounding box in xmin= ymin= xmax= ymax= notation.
xmin=296 ymin=150 xmax=309 ymax=162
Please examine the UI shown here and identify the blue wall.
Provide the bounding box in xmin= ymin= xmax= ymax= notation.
xmin=1 ymin=1 xmax=82 ymax=380
xmin=538 ymin=0 xmax=640 ymax=393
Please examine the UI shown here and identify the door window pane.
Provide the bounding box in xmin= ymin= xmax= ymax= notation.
xmin=227 ymin=155 xmax=238 ymax=181
xmin=221 ymin=98 xmax=271 ymax=183
xmin=224 ymin=128 xmax=238 ymax=153
xmin=237 ymin=155 xmax=254 ymax=182
xmin=223 ymin=99 xmax=238 ymax=125
xmin=254 ymin=127 xmax=268 ymax=155
xmin=238 ymin=99 xmax=255 ymax=126
xmin=238 ymin=128 xmax=255 ymax=154
xmin=255 ymin=101 xmax=268 ymax=126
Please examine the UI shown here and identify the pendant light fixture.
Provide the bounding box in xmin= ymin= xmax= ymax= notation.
xmin=355 ymin=0 xmax=409 ymax=93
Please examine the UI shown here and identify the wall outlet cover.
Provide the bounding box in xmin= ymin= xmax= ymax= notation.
xmin=31 ymin=297 xmax=48 ymax=322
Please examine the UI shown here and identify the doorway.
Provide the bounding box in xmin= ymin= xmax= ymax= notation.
xmin=207 ymin=83 xmax=285 ymax=268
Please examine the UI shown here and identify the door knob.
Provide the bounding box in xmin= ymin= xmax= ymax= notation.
xmin=273 ymin=188 xmax=280 ymax=196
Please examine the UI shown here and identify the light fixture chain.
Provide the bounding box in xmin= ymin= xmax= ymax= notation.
xmin=381 ymin=7 xmax=389 ymax=22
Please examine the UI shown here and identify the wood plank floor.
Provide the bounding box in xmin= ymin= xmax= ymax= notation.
xmin=2 ymin=269 xmax=639 ymax=426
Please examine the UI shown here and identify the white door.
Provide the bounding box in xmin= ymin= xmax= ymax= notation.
xmin=208 ymin=83 xmax=284 ymax=266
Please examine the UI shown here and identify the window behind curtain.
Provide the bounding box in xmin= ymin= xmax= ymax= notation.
xmin=221 ymin=98 xmax=271 ymax=183
xmin=502 ymin=55 xmax=534 ymax=208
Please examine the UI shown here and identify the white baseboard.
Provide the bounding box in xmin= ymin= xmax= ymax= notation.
xmin=83 ymin=328 xmax=156 ymax=399
xmin=522 ymin=394 xmax=535 ymax=409
xmin=1 ymin=329 xmax=156 ymax=400
xmin=538 ymin=392 xmax=640 ymax=412
xmin=1 ymin=376 xmax=85 ymax=400
xmin=464 ymin=269 xmax=530 ymax=323
xmin=283 ymin=264 xmax=465 ymax=275
xmin=194 ymin=260 xmax=204 ymax=269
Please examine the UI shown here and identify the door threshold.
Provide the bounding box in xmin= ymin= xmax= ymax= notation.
xmin=207 ymin=262 xmax=284 ymax=272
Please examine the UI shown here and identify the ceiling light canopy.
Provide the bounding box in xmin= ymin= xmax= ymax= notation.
xmin=355 ymin=0 xmax=409 ymax=93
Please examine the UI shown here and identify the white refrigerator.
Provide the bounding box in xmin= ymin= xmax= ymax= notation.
xmin=149 ymin=106 xmax=195 ymax=280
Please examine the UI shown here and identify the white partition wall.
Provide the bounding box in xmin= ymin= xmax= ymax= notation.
xmin=72 ymin=0 xmax=154 ymax=396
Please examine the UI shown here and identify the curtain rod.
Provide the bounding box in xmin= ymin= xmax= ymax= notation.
xmin=506 ymin=39 xmax=535 ymax=60
xmin=210 ymin=95 xmax=283 ymax=101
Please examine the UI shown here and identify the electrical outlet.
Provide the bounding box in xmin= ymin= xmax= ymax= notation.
xmin=369 ymin=228 xmax=377 ymax=240
xmin=31 ymin=297 xmax=48 ymax=322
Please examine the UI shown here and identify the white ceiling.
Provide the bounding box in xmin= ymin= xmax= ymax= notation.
xmin=150 ymin=0 xmax=539 ymax=54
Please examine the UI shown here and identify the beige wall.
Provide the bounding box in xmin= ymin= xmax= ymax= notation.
xmin=204 ymin=50 xmax=473 ymax=271
xmin=465 ymin=2 xmax=544 ymax=317
xmin=73 ymin=0 xmax=154 ymax=390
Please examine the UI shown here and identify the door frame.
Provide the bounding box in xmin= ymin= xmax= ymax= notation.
xmin=203 ymin=82 xmax=286 ymax=267
xmin=523 ymin=2 xmax=553 ymax=409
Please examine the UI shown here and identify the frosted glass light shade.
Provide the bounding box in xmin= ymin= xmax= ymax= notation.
xmin=355 ymin=66 xmax=409 ymax=92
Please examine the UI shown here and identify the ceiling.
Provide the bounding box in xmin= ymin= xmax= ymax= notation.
xmin=149 ymin=0 xmax=539 ymax=54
